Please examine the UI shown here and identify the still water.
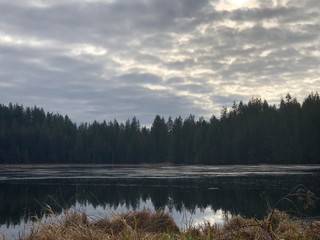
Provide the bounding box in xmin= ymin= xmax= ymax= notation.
xmin=0 ymin=165 xmax=320 ymax=239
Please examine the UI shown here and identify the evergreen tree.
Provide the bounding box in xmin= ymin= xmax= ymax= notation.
xmin=0 ymin=93 xmax=319 ymax=165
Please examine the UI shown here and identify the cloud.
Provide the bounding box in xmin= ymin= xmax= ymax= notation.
xmin=0 ymin=0 xmax=319 ymax=125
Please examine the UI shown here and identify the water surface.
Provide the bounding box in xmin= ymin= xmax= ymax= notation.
xmin=1 ymin=165 xmax=319 ymax=239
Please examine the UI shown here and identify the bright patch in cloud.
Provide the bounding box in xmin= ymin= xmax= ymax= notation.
xmin=71 ymin=44 xmax=107 ymax=56
xmin=0 ymin=32 xmax=50 ymax=47
xmin=215 ymin=0 xmax=259 ymax=11
xmin=142 ymin=84 xmax=167 ymax=91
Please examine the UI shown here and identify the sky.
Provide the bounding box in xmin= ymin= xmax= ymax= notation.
xmin=0 ymin=0 xmax=319 ymax=125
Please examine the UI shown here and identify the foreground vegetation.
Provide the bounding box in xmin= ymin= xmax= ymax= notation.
xmin=16 ymin=185 xmax=320 ymax=240
xmin=1 ymin=92 xmax=320 ymax=164
xmin=18 ymin=208 xmax=320 ymax=240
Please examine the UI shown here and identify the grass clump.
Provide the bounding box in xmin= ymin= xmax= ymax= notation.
xmin=22 ymin=209 xmax=179 ymax=240
xmin=123 ymin=209 xmax=179 ymax=233
xmin=19 ymin=208 xmax=320 ymax=240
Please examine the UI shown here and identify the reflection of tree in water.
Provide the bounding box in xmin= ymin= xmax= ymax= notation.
xmin=1 ymin=180 xmax=319 ymax=227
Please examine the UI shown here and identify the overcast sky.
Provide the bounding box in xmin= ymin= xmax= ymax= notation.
xmin=0 ymin=0 xmax=319 ymax=125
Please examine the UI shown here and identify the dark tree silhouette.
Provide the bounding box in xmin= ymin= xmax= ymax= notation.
xmin=0 ymin=92 xmax=319 ymax=165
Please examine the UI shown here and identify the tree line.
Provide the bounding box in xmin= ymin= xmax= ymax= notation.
xmin=0 ymin=93 xmax=319 ymax=165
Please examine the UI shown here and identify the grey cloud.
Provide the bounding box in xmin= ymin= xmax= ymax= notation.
xmin=130 ymin=52 xmax=161 ymax=65
xmin=212 ymin=94 xmax=247 ymax=106
xmin=167 ymin=59 xmax=196 ymax=70
xmin=238 ymin=25 xmax=315 ymax=45
xmin=166 ymin=77 xmax=186 ymax=85
xmin=133 ymin=33 xmax=174 ymax=50
xmin=0 ymin=0 xmax=208 ymax=43
xmin=0 ymin=0 xmax=318 ymax=124
xmin=230 ymin=7 xmax=293 ymax=21
xmin=65 ymin=83 xmax=209 ymax=124
xmin=228 ymin=6 xmax=316 ymax=23
xmin=286 ymin=0 xmax=320 ymax=9
xmin=113 ymin=73 xmax=163 ymax=85
xmin=221 ymin=51 xmax=319 ymax=84
xmin=172 ymin=82 xmax=212 ymax=94
xmin=0 ymin=45 xmax=104 ymax=81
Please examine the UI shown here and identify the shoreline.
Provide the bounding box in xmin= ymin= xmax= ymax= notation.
xmin=1 ymin=163 xmax=320 ymax=169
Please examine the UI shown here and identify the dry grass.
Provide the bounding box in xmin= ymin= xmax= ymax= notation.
xmin=19 ymin=209 xmax=320 ymax=240
xmin=21 ymin=209 xmax=179 ymax=240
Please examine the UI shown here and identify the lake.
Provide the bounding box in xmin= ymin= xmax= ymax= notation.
xmin=1 ymin=165 xmax=320 ymax=239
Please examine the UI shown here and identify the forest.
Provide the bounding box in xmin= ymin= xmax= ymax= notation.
xmin=0 ymin=93 xmax=319 ymax=165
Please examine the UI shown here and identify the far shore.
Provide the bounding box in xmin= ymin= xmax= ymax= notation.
xmin=0 ymin=163 xmax=179 ymax=169
xmin=1 ymin=163 xmax=320 ymax=169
